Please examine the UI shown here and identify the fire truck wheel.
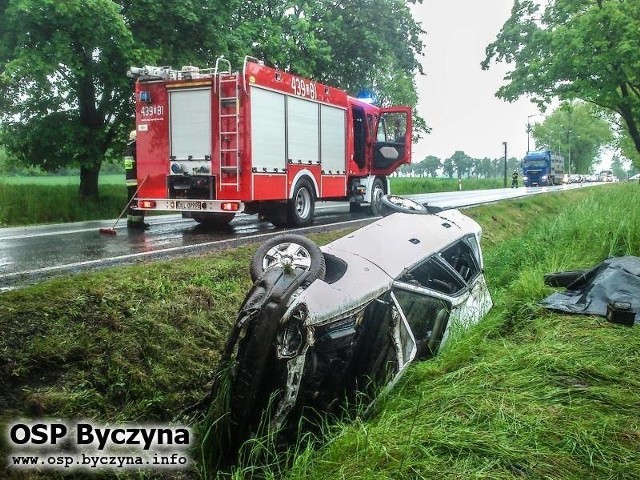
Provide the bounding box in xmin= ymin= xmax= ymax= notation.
xmin=192 ymin=212 xmax=235 ymax=226
xmin=288 ymin=179 xmax=315 ymax=227
xmin=370 ymin=178 xmax=385 ymax=216
xmin=379 ymin=195 xmax=429 ymax=216
xmin=250 ymin=234 xmax=326 ymax=283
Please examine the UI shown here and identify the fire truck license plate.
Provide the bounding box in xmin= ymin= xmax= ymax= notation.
xmin=176 ymin=201 xmax=202 ymax=210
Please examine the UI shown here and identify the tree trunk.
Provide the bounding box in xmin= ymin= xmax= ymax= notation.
xmin=79 ymin=164 xmax=101 ymax=198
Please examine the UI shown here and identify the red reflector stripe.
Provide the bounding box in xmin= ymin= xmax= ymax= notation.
xmin=139 ymin=200 xmax=156 ymax=208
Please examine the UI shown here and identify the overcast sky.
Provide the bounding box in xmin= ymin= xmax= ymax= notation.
xmin=410 ymin=0 xmax=541 ymax=162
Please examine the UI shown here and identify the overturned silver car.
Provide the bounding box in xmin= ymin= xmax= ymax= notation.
xmin=209 ymin=197 xmax=493 ymax=463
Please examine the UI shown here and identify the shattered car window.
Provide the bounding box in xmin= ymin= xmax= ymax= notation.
xmin=466 ymin=235 xmax=483 ymax=270
xmin=398 ymin=256 xmax=465 ymax=295
xmin=439 ymin=239 xmax=481 ymax=282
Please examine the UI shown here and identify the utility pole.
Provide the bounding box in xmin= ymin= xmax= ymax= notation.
xmin=503 ymin=141 xmax=508 ymax=188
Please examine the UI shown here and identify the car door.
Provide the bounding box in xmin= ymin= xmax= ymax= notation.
xmin=437 ymin=236 xmax=493 ymax=340
xmin=392 ymin=255 xmax=468 ymax=357
xmin=371 ymin=107 xmax=412 ymax=174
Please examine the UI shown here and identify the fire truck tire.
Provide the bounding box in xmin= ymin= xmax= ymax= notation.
xmin=192 ymin=212 xmax=235 ymax=226
xmin=250 ymin=234 xmax=326 ymax=283
xmin=287 ymin=179 xmax=315 ymax=227
xmin=370 ymin=178 xmax=385 ymax=216
xmin=379 ymin=195 xmax=429 ymax=216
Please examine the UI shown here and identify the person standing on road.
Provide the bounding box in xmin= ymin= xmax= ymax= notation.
xmin=125 ymin=129 xmax=149 ymax=229
xmin=511 ymin=169 xmax=519 ymax=188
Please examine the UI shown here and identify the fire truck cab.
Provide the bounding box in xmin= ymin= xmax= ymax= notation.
xmin=128 ymin=56 xmax=412 ymax=228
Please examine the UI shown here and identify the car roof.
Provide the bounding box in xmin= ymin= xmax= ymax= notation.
xmin=322 ymin=209 xmax=482 ymax=279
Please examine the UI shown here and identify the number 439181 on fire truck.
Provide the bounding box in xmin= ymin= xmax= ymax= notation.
xmin=127 ymin=56 xmax=412 ymax=228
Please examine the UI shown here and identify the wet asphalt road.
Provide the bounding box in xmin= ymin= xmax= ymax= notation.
xmin=0 ymin=184 xmax=601 ymax=290
xmin=0 ymin=202 xmax=371 ymax=290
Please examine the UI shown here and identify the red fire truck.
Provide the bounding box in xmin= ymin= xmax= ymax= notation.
xmin=127 ymin=56 xmax=412 ymax=227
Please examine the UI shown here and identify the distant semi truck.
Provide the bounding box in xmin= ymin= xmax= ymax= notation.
xmin=522 ymin=150 xmax=564 ymax=187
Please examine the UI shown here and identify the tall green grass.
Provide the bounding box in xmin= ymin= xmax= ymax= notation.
xmin=0 ymin=183 xmax=126 ymax=226
xmin=391 ymin=177 xmax=503 ymax=194
xmin=265 ymin=184 xmax=640 ymax=479
xmin=0 ymin=173 xmax=124 ymax=185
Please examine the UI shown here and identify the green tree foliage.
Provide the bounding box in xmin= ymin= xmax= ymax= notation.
xmin=531 ymin=101 xmax=613 ymax=174
xmin=229 ymin=0 xmax=428 ymax=139
xmin=610 ymin=155 xmax=627 ymax=180
xmin=0 ymin=0 xmax=234 ymax=197
xmin=482 ymin=0 xmax=640 ymax=165
xmin=0 ymin=0 xmax=426 ymax=198
xmin=399 ymin=155 xmax=441 ymax=177
xmin=473 ymin=157 xmax=494 ymax=179
xmin=447 ymin=151 xmax=474 ymax=179
xmin=420 ymin=155 xmax=441 ymax=178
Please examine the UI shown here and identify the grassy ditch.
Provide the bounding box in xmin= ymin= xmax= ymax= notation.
xmin=0 ymin=184 xmax=638 ymax=479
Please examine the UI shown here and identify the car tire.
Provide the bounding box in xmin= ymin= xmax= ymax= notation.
xmin=378 ymin=195 xmax=429 ymax=216
xmin=250 ymin=234 xmax=326 ymax=283
xmin=287 ymin=179 xmax=315 ymax=227
xmin=228 ymin=312 xmax=281 ymax=452
xmin=543 ymin=269 xmax=589 ymax=288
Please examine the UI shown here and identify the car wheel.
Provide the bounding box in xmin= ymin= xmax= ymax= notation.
xmin=250 ymin=234 xmax=326 ymax=282
xmin=379 ymin=195 xmax=429 ymax=216
xmin=287 ymin=179 xmax=315 ymax=227
xmin=228 ymin=312 xmax=281 ymax=453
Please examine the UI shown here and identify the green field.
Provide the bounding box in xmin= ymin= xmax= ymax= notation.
xmin=0 ymin=175 xmax=127 ymax=227
xmin=1 ymin=183 xmax=637 ymax=479
xmin=0 ymin=173 xmax=124 ymax=186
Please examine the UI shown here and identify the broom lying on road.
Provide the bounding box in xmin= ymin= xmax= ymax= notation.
xmin=99 ymin=175 xmax=149 ymax=236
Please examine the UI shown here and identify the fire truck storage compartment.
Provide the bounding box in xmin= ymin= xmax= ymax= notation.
xmin=287 ymin=96 xmax=319 ymax=164
xmin=250 ymin=86 xmax=346 ymax=178
xmin=168 ymin=88 xmax=213 ymax=200
xmin=170 ymin=88 xmax=211 ymax=161
xmin=250 ymin=87 xmax=286 ymax=171
xmin=320 ymin=104 xmax=346 ymax=174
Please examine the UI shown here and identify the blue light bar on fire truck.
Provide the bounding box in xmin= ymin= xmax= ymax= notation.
xmin=356 ymin=89 xmax=377 ymax=105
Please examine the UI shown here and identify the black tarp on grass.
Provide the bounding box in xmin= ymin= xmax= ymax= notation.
xmin=541 ymin=256 xmax=640 ymax=324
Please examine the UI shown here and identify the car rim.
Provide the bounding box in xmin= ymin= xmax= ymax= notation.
xmin=294 ymin=187 xmax=312 ymax=219
xmin=262 ymin=242 xmax=312 ymax=271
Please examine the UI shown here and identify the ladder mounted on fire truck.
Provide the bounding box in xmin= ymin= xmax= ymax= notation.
xmin=215 ymin=57 xmax=240 ymax=191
